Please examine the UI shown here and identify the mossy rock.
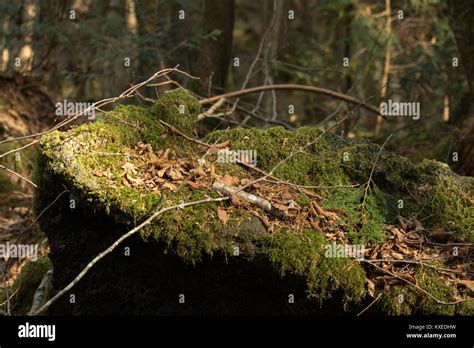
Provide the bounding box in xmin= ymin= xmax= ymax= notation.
xmin=34 ymin=90 xmax=472 ymax=315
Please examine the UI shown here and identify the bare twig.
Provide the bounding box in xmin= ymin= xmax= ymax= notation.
xmin=357 ymin=293 xmax=382 ymax=316
xmin=196 ymin=98 xmax=226 ymax=121
xmin=18 ymin=187 xmax=69 ymax=236
xmin=159 ymin=120 xmax=209 ymax=147
xmin=366 ymin=258 xmax=473 ymax=276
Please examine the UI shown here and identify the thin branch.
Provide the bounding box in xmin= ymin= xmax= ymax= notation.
xmin=0 ymin=67 xmax=187 ymax=152
xmin=30 ymin=196 xmax=228 ymax=316
xmin=159 ymin=119 xmax=209 ymax=147
xmin=357 ymin=293 xmax=382 ymax=316
xmin=0 ymin=164 xmax=38 ymax=188
xmin=367 ymin=258 xmax=473 ymax=276
xmin=28 ymin=270 xmax=53 ymax=315
xmin=18 ymin=187 xmax=69 ymax=235
xmin=199 ymin=84 xmax=382 ymax=115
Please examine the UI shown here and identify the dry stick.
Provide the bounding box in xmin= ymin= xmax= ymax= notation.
xmin=367 ymin=259 xmax=473 ymax=276
xmin=196 ymin=98 xmax=226 ymax=121
xmin=357 ymin=293 xmax=382 ymax=316
xmin=362 ymin=260 xmax=470 ymax=305
xmin=361 ymin=133 xmax=393 ymax=209
xmin=30 ymin=196 xmax=228 ymax=316
xmin=212 ymin=181 xmax=285 ymax=219
xmin=0 ymin=283 xmax=19 ymax=308
xmin=199 ymin=84 xmax=382 ymax=115
xmin=0 ymin=164 xmax=38 ymax=188
xmin=263 ymin=179 xmax=360 ymax=190
xmin=159 ymin=120 xmax=209 ymax=147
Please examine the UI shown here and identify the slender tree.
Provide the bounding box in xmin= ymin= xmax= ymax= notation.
xmin=196 ymin=0 xmax=235 ymax=94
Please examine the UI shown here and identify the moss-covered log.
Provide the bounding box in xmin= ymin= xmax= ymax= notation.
xmin=33 ymin=90 xmax=473 ymax=315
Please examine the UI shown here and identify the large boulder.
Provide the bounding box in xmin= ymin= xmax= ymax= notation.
xmin=34 ymin=90 xmax=473 ymax=315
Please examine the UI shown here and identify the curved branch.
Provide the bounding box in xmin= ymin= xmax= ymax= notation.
xmin=199 ymin=84 xmax=381 ymax=115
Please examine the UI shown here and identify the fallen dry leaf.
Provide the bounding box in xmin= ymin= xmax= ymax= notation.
xmin=162 ymin=182 xmax=177 ymax=190
xmin=216 ymin=174 xmax=240 ymax=187
xmin=230 ymin=194 xmax=241 ymax=205
xmin=217 ymin=208 xmax=229 ymax=225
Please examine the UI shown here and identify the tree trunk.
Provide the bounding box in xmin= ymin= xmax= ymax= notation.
xmin=196 ymin=0 xmax=234 ymax=94
xmin=446 ymin=0 xmax=474 ymax=175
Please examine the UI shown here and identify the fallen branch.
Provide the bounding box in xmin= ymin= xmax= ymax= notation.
xmin=197 ymin=97 xmax=226 ymax=121
xmin=212 ymin=181 xmax=285 ymax=219
xmin=199 ymin=84 xmax=382 ymax=115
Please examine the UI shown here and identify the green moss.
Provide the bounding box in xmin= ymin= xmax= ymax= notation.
xmin=206 ymin=126 xmax=472 ymax=244
xmin=458 ymin=300 xmax=474 ymax=315
xmin=151 ymin=89 xmax=201 ymax=136
xmin=295 ymin=193 xmax=311 ymax=207
xmin=205 ymin=126 xmax=351 ymax=187
xmin=266 ymin=229 xmax=366 ymax=306
xmin=403 ymin=160 xmax=473 ymax=242
xmin=322 ymin=186 xmax=395 ymax=245
xmin=141 ymin=187 xmax=222 ymax=265
xmin=379 ymin=269 xmax=455 ymax=315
